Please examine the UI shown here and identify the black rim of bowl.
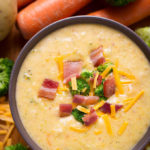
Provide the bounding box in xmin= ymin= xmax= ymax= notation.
xmin=9 ymin=16 xmax=150 ymax=150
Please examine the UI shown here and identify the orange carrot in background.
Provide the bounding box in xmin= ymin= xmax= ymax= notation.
xmin=17 ymin=0 xmax=91 ymax=39
xmin=17 ymin=0 xmax=35 ymax=9
xmin=88 ymin=0 xmax=150 ymax=26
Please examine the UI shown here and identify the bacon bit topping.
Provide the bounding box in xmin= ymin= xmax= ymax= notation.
xmin=100 ymin=102 xmax=123 ymax=114
xmin=90 ymin=73 xmax=102 ymax=87
xmin=59 ymin=104 xmax=72 ymax=117
xmin=73 ymin=95 xmax=99 ymax=105
xmin=82 ymin=108 xmax=98 ymax=126
xmin=90 ymin=46 xmax=105 ymax=67
xmin=63 ymin=61 xmax=82 ymax=83
xmin=38 ymin=79 xmax=59 ymax=100
xmin=103 ymin=76 xmax=116 ymax=98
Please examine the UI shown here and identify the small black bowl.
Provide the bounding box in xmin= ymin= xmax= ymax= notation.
xmin=9 ymin=16 xmax=150 ymax=150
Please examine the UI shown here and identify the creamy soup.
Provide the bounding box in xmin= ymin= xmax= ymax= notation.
xmin=16 ymin=24 xmax=150 ymax=150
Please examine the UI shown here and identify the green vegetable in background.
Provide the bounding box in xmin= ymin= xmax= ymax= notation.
xmin=0 ymin=58 xmax=13 ymax=96
xmin=5 ymin=143 xmax=27 ymax=150
xmin=72 ymin=108 xmax=85 ymax=123
xmin=69 ymin=78 xmax=90 ymax=96
xmin=97 ymin=62 xmax=113 ymax=73
xmin=94 ymin=79 xmax=107 ymax=101
xmin=80 ymin=70 xmax=93 ymax=80
xmin=135 ymin=27 xmax=150 ymax=48
xmin=106 ymin=0 xmax=136 ymax=6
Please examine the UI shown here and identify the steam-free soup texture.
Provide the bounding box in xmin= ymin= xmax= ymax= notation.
xmin=16 ymin=24 xmax=150 ymax=150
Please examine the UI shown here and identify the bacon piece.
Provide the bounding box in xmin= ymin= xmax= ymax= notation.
xmin=83 ymin=108 xmax=98 ymax=126
xmin=38 ymin=79 xmax=59 ymax=100
xmin=100 ymin=102 xmax=123 ymax=114
xmin=90 ymin=73 xmax=102 ymax=86
xmin=63 ymin=61 xmax=82 ymax=83
xmin=103 ymin=76 xmax=116 ymax=98
xmin=73 ymin=95 xmax=99 ymax=105
xmin=90 ymin=46 xmax=105 ymax=67
xmin=59 ymin=104 xmax=72 ymax=117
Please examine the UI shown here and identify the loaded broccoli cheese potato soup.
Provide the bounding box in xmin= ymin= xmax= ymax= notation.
xmin=16 ymin=24 xmax=150 ymax=150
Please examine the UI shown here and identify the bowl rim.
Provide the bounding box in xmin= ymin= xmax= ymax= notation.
xmin=9 ymin=16 xmax=150 ymax=150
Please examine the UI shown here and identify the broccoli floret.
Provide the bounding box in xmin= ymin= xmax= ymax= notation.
xmin=0 ymin=58 xmax=13 ymax=96
xmin=94 ymin=79 xmax=107 ymax=101
xmin=97 ymin=62 xmax=113 ymax=73
xmin=72 ymin=108 xmax=85 ymax=124
xmin=106 ymin=0 xmax=135 ymax=6
xmin=80 ymin=70 xmax=93 ymax=80
xmin=135 ymin=27 xmax=150 ymax=48
xmin=5 ymin=143 xmax=27 ymax=150
xmin=69 ymin=78 xmax=90 ymax=96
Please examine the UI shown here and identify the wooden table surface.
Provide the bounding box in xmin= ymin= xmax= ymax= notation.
xmin=0 ymin=0 xmax=150 ymax=149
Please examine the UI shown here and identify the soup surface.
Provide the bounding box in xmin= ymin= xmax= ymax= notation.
xmin=16 ymin=24 xmax=150 ymax=150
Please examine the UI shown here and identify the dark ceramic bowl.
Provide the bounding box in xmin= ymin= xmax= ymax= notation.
xmin=9 ymin=16 xmax=150 ymax=150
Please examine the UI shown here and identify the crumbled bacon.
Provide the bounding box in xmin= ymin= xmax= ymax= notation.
xmin=63 ymin=61 xmax=82 ymax=83
xmin=90 ymin=46 xmax=105 ymax=67
xmin=82 ymin=108 xmax=98 ymax=126
xmin=59 ymin=104 xmax=72 ymax=117
xmin=100 ymin=102 xmax=123 ymax=114
xmin=73 ymin=95 xmax=99 ymax=105
xmin=38 ymin=79 xmax=59 ymax=100
xmin=103 ymin=76 xmax=116 ymax=98
xmin=90 ymin=73 xmax=102 ymax=86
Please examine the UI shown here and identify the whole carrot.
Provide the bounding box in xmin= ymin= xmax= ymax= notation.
xmin=17 ymin=0 xmax=35 ymax=9
xmin=88 ymin=0 xmax=150 ymax=26
xmin=17 ymin=0 xmax=91 ymax=39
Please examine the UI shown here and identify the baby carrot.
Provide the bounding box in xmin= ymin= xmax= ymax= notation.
xmin=88 ymin=0 xmax=150 ymax=26
xmin=17 ymin=0 xmax=91 ymax=39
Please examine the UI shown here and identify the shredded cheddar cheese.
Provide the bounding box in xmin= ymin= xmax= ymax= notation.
xmin=115 ymin=59 xmax=119 ymax=68
xmin=3 ymin=124 xmax=14 ymax=145
xmin=113 ymin=66 xmax=124 ymax=94
xmin=77 ymin=106 xmax=90 ymax=114
xmin=0 ymin=130 xmax=7 ymax=135
xmin=93 ymin=100 xmax=105 ymax=110
xmin=70 ymin=126 xmax=89 ymax=133
xmin=102 ymin=114 xmax=113 ymax=135
xmin=123 ymin=98 xmax=134 ymax=104
xmin=124 ymin=91 xmax=144 ymax=112
xmin=120 ymin=80 xmax=134 ymax=84
xmin=0 ymin=115 xmax=14 ymax=123
xmin=96 ymin=111 xmax=104 ymax=117
xmin=110 ymin=105 xmax=116 ymax=118
xmin=94 ymin=130 xmax=102 ymax=135
xmin=115 ymin=89 xmax=119 ymax=97
xmin=6 ymin=138 xmax=12 ymax=146
xmin=101 ymin=66 xmax=112 ymax=78
xmin=118 ymin=121 xmax=128 ymax=135
xmin=118 ymin=70 xmax=135 ymax=79
xmin=71 ymin=77 xmax=77 ymax=90
xmin=57 ymin=85 xmax=69 ymax=94
xmin=55 ymin=56 xmax=64 ymax=80
xmin=93 ymin=72 xmax=99 ymax=88
xmin=0 ymin=142 xmax=3 ymax=150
